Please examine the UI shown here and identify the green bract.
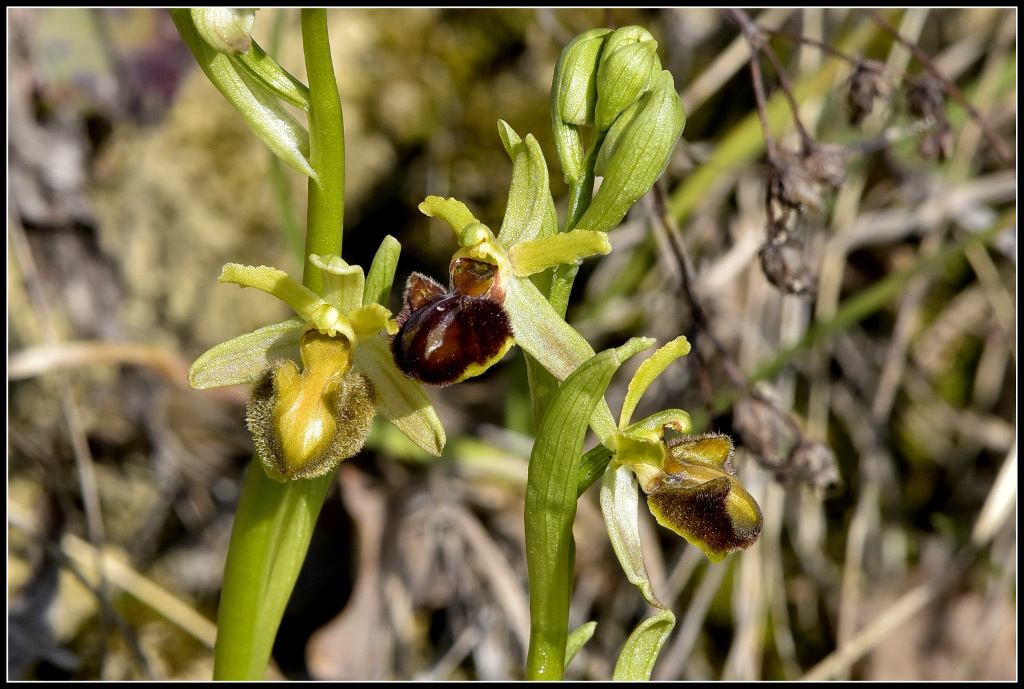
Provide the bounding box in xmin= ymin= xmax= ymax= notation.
xmin=170 ymin=9 xmax=315 ymax=179
xmin=576 ymin=69 xmax=686 ymax=234
xmin=188 ymin=237 xmax=446 ymax=481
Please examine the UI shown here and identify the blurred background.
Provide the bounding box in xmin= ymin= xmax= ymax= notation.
xmin=7 ymin=8 xmax=1016 ymax=681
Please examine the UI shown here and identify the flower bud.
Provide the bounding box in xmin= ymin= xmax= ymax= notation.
xmin=190 ymin=8 xmax=256 ymax=55
xmin=553 ymin=28 xmax=611 ymax=127
xmin=595 ymin=26 xmax=659 ymax=132
xmin=550 ymin=28 xmax=611 ymax=183
xmin=575 ymin=70 xmax=685 ymax=234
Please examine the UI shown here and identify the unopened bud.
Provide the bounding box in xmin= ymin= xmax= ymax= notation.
xmin=191 ymin=8 xmax=256 ymax=55
xmin=595 ymin=26 xmax=659 ymax=132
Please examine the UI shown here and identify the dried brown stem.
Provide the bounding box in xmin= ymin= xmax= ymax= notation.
xmin=864 ymin=8 xmax=1013 ymax=166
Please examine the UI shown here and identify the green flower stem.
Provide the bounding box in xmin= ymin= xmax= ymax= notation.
xmin=523 ymin=129 xmax=606 ymax=436
xmin=301 ymin=8 xmax=345 ymax=295
xmin=525 ymin=339 xmax=651 ymax=680
xmin=213 ymin=10 xmax=347 ymax=680
xmin=213 ymin=454 xmax=333 ymax=679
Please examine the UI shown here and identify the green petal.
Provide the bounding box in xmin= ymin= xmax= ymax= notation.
xmin=619 ymin=335 xmax=690 ymax=429
xmin=418 ymin=196 xmax=481 ymax=238
xmin=623 ymin=409 xmax=692 ymax=443
xmin=188 ymin=316 xmax=306 ymax=389
xmin=507 ymin=230 xmax=611 ymax=277
xmin=351 ymin=335 xmax=445 ymax=456
xmin=219 ymin=263 xmax=355 ymax=341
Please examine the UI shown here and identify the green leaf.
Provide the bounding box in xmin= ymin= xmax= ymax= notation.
xmin=565 ymin=621 xmax=597 ymax=667
xmin=601 ymin=462 xmax=675 ymax=680
xmin=525 ymin=339 xmax=651 ymax=680
xmin=214 ymin=455 xmax=334 ymax=679
xmin=188 ymin=316 xmax=305 ymax=389
xmin=613 ymin=608 xmax=676 ymax=681
xmin=619 ymin=335 xmax=691 ymax=429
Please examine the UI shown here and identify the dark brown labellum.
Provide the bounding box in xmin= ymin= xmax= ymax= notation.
xmin=391 ymin=271 xmax=513 ymax=385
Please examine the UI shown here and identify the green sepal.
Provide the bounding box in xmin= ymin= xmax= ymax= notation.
xmin=601 ymin=462 xmax=675 ymax=680
xmin=351 ymin=335 xmax=446 ymax=457
xmin=188 ymin=316 xmax=306 ymax=389
xmin=504 ymin=274 xmax=596 ymax=382
xmin=496 ymin=122 xmax=558 ymax=247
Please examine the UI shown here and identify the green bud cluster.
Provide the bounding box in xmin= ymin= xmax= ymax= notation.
xmin=551 ymin=26 xmax=686 ymax=234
